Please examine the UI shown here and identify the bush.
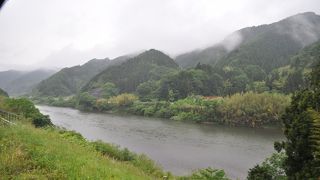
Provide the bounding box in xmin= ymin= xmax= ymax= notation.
xmin=94 ymin=98 xmax=114 ymax=111
xmin=91 ymin=141 xmax=134 ymax=161
xmin=32 ymin=114 xmax=52 ymax=127
xmin=247 ymin=152 xmax=287 ymax=180
xmin=180 ymin=168 xmax=229 ymax=180
xmin=91 ymin=140 xmax=165 ymax=177
xmin=109 ymin=93 xmax=138 ymax=107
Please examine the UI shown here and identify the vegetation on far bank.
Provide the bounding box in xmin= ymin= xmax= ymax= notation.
xmin=32 ymin=91 xmax=290 ymax=127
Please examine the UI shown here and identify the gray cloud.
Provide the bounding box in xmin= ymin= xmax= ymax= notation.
xmin=0 ymin=0 xmax=319 ymax=70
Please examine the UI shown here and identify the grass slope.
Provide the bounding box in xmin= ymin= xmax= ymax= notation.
xmin=0 ymin=123 xmax=162 ymax=179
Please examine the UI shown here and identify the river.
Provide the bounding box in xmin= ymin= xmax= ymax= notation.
xmin=38 ymin=105 xmax=284 ymax=179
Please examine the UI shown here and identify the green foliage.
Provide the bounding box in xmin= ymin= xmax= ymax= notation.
xmin=136 ymin=80 xmax=159 ymax=101
xmin=91 ymin=141 xmax=165 ymax=177
xmin=32 ymin=113 xmax=52 ymax=128
xmin=180 ymin=168 xmax=229 ymax=180
xmin=267 ymin=41 xmax=320 ymax=93
xmin=91 ymin=140 xmax=135 ymax=161
xmin=170 ymin=96 xmax=222 ymax=122
xmin=109 ymin=93 xmax=138 ymax=107
xmin=76 ymin=92 xmax=96 ymax=111
xmin=0 ymin=123 xmax=166 ymax=179
xmin=101 ymin=82 xmax=119 ymax=98
xmin=279 ymin=61 xmax=320 ymax=179
xmin=158 ymin=69 xmax=223 ymax=100
xmin=246 ymin=81 xmax=269 ymax=93
xmin=243 ymin=65 xmax=267 ymax=81
xmin=247 ymin=152 xmax=287 ymax=180
xmin=247 ymin=165 xmax=272 ymax=180
xmin=0 ymin=97 xmax=52 ymax=127
xmin=219 ymin=92 xmax=290 ymax=127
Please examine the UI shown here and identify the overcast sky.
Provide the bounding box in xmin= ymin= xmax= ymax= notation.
xmin=0 ymin=0 xmax=319 ymax=70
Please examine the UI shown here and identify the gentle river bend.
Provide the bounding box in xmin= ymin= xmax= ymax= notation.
xmin=38 ymin=105 xmax=284 ymax=179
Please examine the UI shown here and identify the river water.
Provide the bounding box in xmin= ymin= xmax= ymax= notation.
xmin=38 ymin=105 xmax=284 ymax=179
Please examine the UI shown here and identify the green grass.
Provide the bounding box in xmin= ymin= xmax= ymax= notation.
xmin=0 ymin=123 xmax=166 ymax=179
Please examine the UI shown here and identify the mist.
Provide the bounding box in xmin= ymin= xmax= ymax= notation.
xmin=0 ymin=0 xmax=320 ymax=70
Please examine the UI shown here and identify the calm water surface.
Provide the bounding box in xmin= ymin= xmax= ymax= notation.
xmin=38 ymin=105 xmax=284 ymax=179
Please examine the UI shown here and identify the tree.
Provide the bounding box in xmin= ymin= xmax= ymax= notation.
xmin=102 ymin=82 xmax=119 ymax=98
xmin=136 ymin=80 xmax=159 ymax=101
xmin=243 ymin=65 xmax=267 ymax=81
xmin=247 ymin=152 xmax=286 ymax=180
xmin=77 ymin=92 xmax=96 ymax=110
xmin=283 ymin=70 xmax=305 ymax=93
xmin=277 ymin=62 xmax=320 ymax=179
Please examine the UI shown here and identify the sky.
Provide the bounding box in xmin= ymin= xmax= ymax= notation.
xmin=0 ymin=0 xmax=320 ymax=70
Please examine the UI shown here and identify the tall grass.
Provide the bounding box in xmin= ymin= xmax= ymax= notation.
xmin=0 ymin=123 xmax=166 ymax=179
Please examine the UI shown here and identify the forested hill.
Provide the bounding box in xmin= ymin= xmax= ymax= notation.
xmin=82 ymin=49 xmax=179 ymax=95
xmin=267 ymin=40 xmax=320 ymax=93
xmin=175 ymin=12 xmax=320 ymax=71
xmin=34 ymin=59 xmax=111 ymax=97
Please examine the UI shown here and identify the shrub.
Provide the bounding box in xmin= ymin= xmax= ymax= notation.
xmin=218 ymin=92 xmax=290 ymax=127
xmin=180 ymin=168 xmax=229 ymax=180
xmin=247 ymin=152 xmax=287 ymax=180
xmin=32 ymin=114 xmax=52 ymax=127
xmin=109 ymin=93 xmax=138 ymax=107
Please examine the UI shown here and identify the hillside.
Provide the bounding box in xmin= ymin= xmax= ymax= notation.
xmin=0 ymin=69 xmax=56 ymax=96
xmin=0 ymin=70 xmax=25 ymax=88
xmin=267 ymin=40 xmax=320 ymax=93
xmin=34 ymin=59 xmax=111 ymax=97
xmin=176 ymin=12 xmax=320 ymax=71
xmin=4 ymin=69 xmax=56 ymax=96
xmin=82 ymin=49 xmax=179 ymax=95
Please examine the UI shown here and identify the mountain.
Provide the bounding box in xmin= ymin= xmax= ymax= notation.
xmin=0 ymin=69 xmax=56 ymax=96
xmin=0 ymin=70 xmax=25 ymax=88
xmin=176 ymin=12 xmax=320 ymax=72
xmin=34 ymin=59 xmax=111 ymax=97
xmin=82 ymin=49 xmax=179 ymax=95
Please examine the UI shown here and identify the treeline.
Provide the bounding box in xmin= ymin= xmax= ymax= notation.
xmin=34 ymin=91 xmax=290 ymax=127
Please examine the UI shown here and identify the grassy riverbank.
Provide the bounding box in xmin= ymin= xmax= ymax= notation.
xmin=0 ymin=122 xmax=169 ymax=179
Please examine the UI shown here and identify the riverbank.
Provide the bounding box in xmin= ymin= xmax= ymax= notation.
xmin=0 ymin=122 xmax=169 ymax=179
xmin=31 ymin=92 xmax=290 ymax=128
